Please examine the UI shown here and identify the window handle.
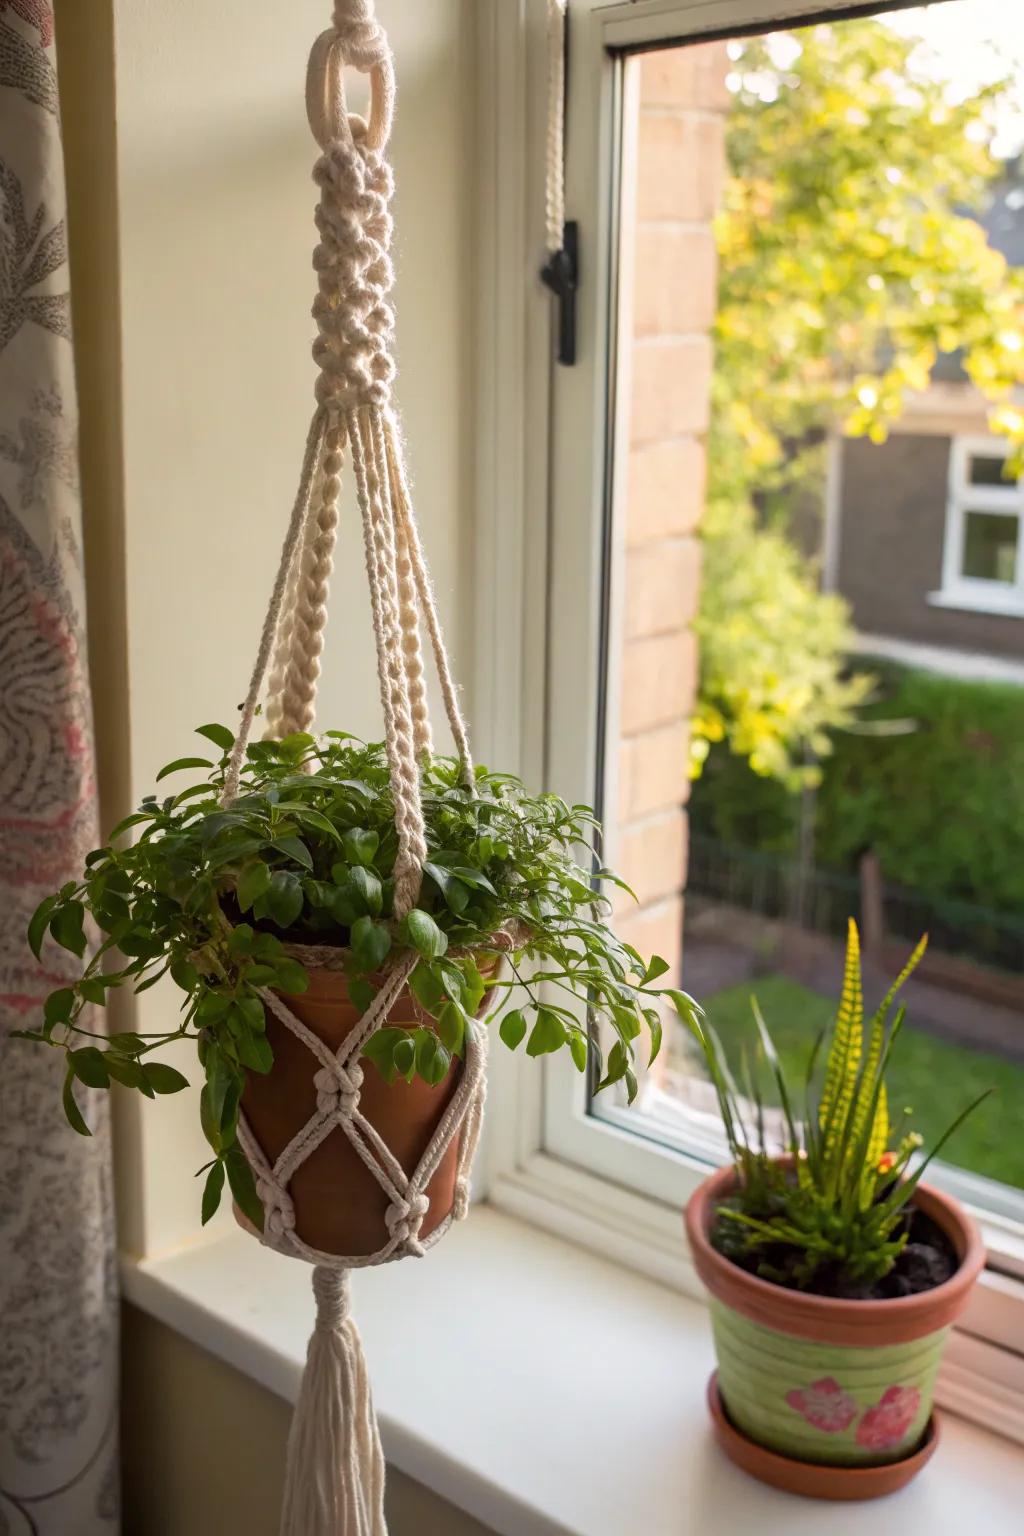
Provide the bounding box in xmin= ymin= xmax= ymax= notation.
xmin=541 ymin=220 xmax=579 ymax=366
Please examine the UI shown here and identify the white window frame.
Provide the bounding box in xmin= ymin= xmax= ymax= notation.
xmin=933 ymin=434 xmax=1024 ymax=616
xmin=473 ymin=0 xmax=1024 ymax=1443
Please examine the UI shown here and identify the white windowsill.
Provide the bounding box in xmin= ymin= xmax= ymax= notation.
xmin=928 ymin=588 xmax=1024 ymax=619
xmin=121 ymin=1207 xmax=1024 ymax=1536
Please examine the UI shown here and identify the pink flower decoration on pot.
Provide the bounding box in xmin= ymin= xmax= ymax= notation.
xmin=855 ymin=1386 xmax=921 ymax=1451
xmin=785 ymin=1377 xmax=858 ymax=1433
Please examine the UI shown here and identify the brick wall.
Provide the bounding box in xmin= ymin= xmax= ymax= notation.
xmin=613 ymin=44 xmax=730 ymax=987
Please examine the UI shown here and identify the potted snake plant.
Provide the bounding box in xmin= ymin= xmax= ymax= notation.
xmin=20 ymin=723 xmax=698 ymax=1253
xmin=684 ymin=921 xmax=988 ymax=1500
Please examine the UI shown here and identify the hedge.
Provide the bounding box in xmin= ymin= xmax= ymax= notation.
xmin=688 ymin=659 xmax=1024 ymax=913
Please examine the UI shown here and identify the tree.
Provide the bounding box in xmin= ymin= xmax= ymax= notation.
xmin=694 ymin=19 xmax=1024 ymax=788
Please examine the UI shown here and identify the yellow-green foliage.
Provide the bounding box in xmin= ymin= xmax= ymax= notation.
xmin=695 ymin=19 xmax=1024 ymax=788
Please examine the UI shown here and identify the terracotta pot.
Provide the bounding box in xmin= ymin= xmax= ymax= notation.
xmin=685 ymin=1163 xmax=984 ymax=1489
xmin=241 ymin=964 xmax=488 ymax=1258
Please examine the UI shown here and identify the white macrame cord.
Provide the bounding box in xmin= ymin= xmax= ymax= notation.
xmin=221 ymin=8 xmax=484 ymax=1535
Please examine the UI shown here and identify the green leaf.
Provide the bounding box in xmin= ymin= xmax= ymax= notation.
xmin=108 ymin=1031 xmax=147 ymax=1056
xmin=274 ymin=835 xmax=313 ymax=871
xmin=69 ymin=1046 xmax=110 ymax=1088
xmin=155 ymin=756 xmax=214 ymax=782
xmin=44 ymin=988 xmax=76 ymax=1028
xmin=400 ymin=909 xmax=448 ymax=960
xmin=143 ymin=1062 xmax=190 ymax=1094
xmin=201 ymin=1160 xmax=225 ymax=1225
xmin=273 ymin=958 xmax=309 ymax=996
xmin=642 ymin=955 xmax=671 ymax=986
xmin=50 ymin=901 xmax=87 ymax=958
xmin=437 ymin=1001 xmax=465 ymax=1055
xmin=228 ymin=923 xmax=255 ymax=955
xmin=237 ymin=859 xmax=271 ymax=912
xmin=62 ymin=1068 xmax=92 ymax=1136
xmin=417 ymin=1031 xmax=451 ymax=1087
xmin=498 ymin=1009 xmax=527 ymax=1051
xmin=568 ymin=1029 xmax=589 ymax=1073
xmin=348 ymin=865 xmax=383 ymax=916
xmin=526 ymin=1008 xmax=565 ymax=1057
xmin=350 ymin=916 xmax=392 ymax=971
xmin=266 ymin=870 xmax=303 ymax=929
xmin=362 ymin=1027 xmax=406 ymax=1084
xmin=27 ymin=894 xmax=58 ymax=959
xmin=170 ymin=958 xmax=199 ymax=992
xmin=224 ymin=1146 xmax=264 ymax=1231
xmin=105 ymin=1054 xmax=150 ymax=1092
xmin=409 ymin=961 xmax=446 ymax=1015
xmin=343 ymin=828 xmax=380 ymax=867
xmin=236 ymin=1032 xmax=274 ymax=1073
xmin=348 ymin=975 xmax=375 ymax=1014
xmin=196 ymin=723 xmax=235 ymax=752
xmin=643 ymin=1006 xmax=663 ymax=1067
xmin=393 ymin=1035 xmax=416 ymax=1080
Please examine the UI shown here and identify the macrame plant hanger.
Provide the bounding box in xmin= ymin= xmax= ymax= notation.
xmin=221 ymin=5 xmax=484 ymax=1533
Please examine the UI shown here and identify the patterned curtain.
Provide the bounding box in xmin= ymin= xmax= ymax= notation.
xmin=0 ymin=4 xmax=119 ymax=1532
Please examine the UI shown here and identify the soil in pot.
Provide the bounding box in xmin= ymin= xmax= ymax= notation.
xmin=713 ymin=1199 xmax=958 ymax=1301
xmin=241 ymin=963 xmax=492 ymax=1257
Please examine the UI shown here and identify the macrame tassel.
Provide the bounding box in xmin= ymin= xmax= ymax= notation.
xmin=280 ymin=1267 xmax=387 ymax=1536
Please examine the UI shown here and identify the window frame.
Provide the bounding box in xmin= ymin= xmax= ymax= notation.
xmin=475 ymin=0 xmax=1024 ymax=1442
xmin=934 ymin=434 xmax=1024 ymax=616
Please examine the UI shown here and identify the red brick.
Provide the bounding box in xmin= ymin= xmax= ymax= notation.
xmin=625 ymin=537 xmax=701 ymax=641
xmin=633 ymin=224 xmax=718 ymax=338
xmin=639 ymin=41 xmax=732 ymax=113
xmin=636 ymin=111 xmax=726 ymax=223
xmin=626 ymin=438 xmax=706 ymax=545
xmin=613 ymin=809 xmax=689 ymax=912
xmin=619 ymin=630 xmax=698 ymax=736
xmin=618 ymin=722 xmax=692 ymax=821
xmin=630 ymin=338 xmax=712 ymax=443
xmin=615 ymin=896 xmax=685 ymax=979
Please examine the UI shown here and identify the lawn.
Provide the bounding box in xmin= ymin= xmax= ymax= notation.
xmin=694 ymin=975 xmax=1024 ymax=1192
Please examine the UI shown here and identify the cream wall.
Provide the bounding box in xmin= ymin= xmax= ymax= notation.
xmin=121 ymin=1307 xmax=496 ymax=1536
xmin=60 ymin=0 xmax=479 ymax=1258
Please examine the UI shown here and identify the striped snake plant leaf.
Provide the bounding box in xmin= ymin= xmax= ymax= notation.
xmin=818 ymin=918 xmax=863 ymax=1185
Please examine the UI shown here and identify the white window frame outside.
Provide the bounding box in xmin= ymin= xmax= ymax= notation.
xmin=933 ymin=433 xmax=1024 ymax=617
xmin=473 ymin=0 xmax=1024 ymax=1444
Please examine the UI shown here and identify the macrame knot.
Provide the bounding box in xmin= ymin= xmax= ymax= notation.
xmin=451 ymin=1177 xmax=471 ymax=1223
xmin=385 ymin=1191 xmax=430 ymax=1254
xmin=313 ymin=1060 xmax=364 ymax=1117
xmin=331 ymin=0 xmax=388 ymax=70
xmin=312 ymin=138 xmax=396 ymax=412
xmin=257 ymin=1178 xmax=296 ymax=1240
xmin=312 ymin=1263 xmax=351 ymax=1329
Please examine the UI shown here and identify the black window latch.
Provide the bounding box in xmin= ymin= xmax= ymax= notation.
xmin=540 ymin=221 xmax=579 ymax=367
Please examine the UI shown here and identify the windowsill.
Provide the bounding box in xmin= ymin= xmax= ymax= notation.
xmin=928 ymin=587 xmax=1024 ymax=619
xmin=121 ymin=1206 xmax=1024 ymax=1536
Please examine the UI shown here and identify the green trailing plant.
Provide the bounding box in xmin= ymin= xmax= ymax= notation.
xmin=20 ymin=725 xmax=700 ymax=1229
xmin=687 ymin=920 xmax=990 ymax=1293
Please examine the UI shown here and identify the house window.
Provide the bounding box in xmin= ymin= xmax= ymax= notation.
xmin=937 ymin=437 xmax=1024 ymax=613
xmin=521 ymin=0 xmax=1024 ymax=1301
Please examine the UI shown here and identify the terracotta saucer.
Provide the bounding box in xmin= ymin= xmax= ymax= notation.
xmin=707 ymin=1373 xmax=940 ymax=1501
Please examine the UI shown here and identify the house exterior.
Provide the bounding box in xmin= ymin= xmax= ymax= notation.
xmin=825 ymin=171 xmax=1024 ymax=676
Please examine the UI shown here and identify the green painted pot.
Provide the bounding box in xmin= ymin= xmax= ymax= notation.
xmin=686 ymin=1165 xmax=984 ymax=1481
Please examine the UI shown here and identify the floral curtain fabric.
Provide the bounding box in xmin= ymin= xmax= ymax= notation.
xmin=0 ymin=5 xmax=119 ymax=1532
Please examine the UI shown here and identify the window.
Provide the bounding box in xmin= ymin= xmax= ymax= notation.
xmin=937 ymin=437 xmax=1024 ymax=613
xmin=479 ymin=0 xmax=1024 ymax=1440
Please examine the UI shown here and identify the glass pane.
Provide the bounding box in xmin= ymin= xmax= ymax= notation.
xmin=962 ymin=510 xmax=1019 ymax=582
xmin=967 ymin=453 xmax=1012 ymax=488
xmin=587 ymin=3 xmax=1024 ymax=1210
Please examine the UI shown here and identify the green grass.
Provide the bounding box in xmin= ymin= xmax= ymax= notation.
xmin=694 ymin=974 xmax=1024 ymax=1191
